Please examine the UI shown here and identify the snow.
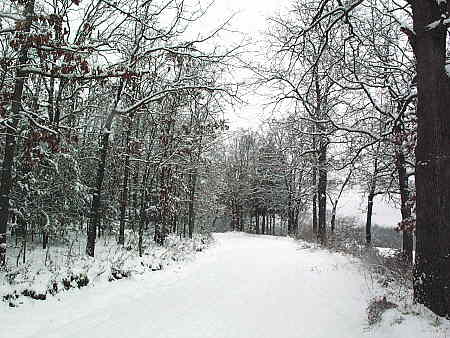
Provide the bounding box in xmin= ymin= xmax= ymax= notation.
xmin=1 ymin=232 xmax=448 ymax=338
xmin=0 ymin=232 xmax=207 ymax=306
xmin=426 ymin=20 xmax=441 ymax=31
xmin=445 ymin=64 xmax=450 ymax=78
xmin=376 ymin=247 xmax=398 ymax=258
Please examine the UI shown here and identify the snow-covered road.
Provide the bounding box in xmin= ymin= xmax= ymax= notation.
xmin=1 ymin=233 xmax=444 ymax=338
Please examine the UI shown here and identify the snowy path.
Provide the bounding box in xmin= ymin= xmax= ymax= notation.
xmin=0 ymin=233 xmax=442 ymax=338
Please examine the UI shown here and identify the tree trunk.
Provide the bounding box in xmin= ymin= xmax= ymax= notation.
xmin=211 ymin=215 xmax=218 ymax=232
xmin=262 ymin=209 xmax=266 ymax=235
xmin=365 ymin=193 xmax=374 ymax=246
xmin=42 ymin=232 xmax=49 ymax=250
xmin=269 ymin=214 xmax=273 ymax=235
xmin=0 ymin=0 xmax=35 ymax=266
xmin=330 ymin=205 xmax=337 ymax=233
xmin=188 ymin=169 xmax=198 ymax=239
xmin=138 ymin=154 xmax=153 ymax=256
xmin=312 ymin=165 xmax=318 ymax=236
xmin=330 ymin=168 xmax=352 ymax=234
xmin=132 ymin=118 xmax=141 ymax=231
xmin=293 ymin=208 xmax=299 ymax=236
xmin=119 ymin=114 xmax=134 ymax=245
xmin=265 ymin=213 xmax=269 ymax=235
xmin=412 ymin=4 xmax=450 ymax=317
xmin=280 ymin=215 xmax=284 ymax=235
xmin=86 ymin=76 xmax=124 ymax=256
xmin=273 ymin=214 xmax=276 ymax=235
xmin=317 ymin=144 xmax=327 ymax=244
xmin=287 ymin=207 xmax=292 ymax=235
xmin=366 ymin=143 xmax=380 ymax=247
xmin=87 ymin=132 xmax=110 ymax=257
xmin=395 ymin=144 xmax=413 ymax=261
xmin=22 ymin=223 xmax=27 ymax=265
xmin=138 ymin=194 xmax=146 ymax=257
xmin=156 ymin=164 xmax=172 ymax=245
xmin=255 ymin=210 xmax=260 ymax=234
xmin=230 ymin=199 xmax=235 ymax=231
xmin=132 ymin=168 xmax=139 ymax=231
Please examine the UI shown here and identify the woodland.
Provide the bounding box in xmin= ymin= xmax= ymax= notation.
xmin=0 ymin=0 xmax=449 ymax=319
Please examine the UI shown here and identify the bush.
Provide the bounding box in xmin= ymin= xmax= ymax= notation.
xmin=62 ymin=272 xmax=89 ymax=290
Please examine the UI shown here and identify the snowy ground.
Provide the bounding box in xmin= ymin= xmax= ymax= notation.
xmin=0 ymin=231 xmax=209 ymax=304
xmin=1 ymin=232 xmax=449 ymax=338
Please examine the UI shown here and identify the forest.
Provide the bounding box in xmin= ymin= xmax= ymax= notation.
xmin=0 ymin=0 xmax=449 ymax=329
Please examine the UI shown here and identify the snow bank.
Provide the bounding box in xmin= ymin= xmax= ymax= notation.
xmin=0 ymin=232 xmax=212 ymax=308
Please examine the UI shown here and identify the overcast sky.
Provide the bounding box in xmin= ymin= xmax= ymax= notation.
xmin=192 ymin=0 xmax=290 ymax=129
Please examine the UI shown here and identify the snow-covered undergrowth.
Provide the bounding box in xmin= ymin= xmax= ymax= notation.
xmin=301 ymin=235 xmax=450 ymax=336
xmin=297 ymin=237 xmax=450 ymax=336
xmin=363 ymin=267 xmax=450 ymax=338
xmin=0 ymin=231 xmax=212 ymax=308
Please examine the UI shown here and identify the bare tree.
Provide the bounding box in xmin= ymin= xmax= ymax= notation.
xmin=301 ymin=0 xmax=450 ymax=317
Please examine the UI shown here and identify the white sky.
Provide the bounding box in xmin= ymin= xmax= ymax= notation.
xmin=338 ymin=190 xmax=401 ymax=227
xmin=193 ymin=0 xmax=291 ymax=129
xmin=199 ymin=0 xmax=401 ymax=227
